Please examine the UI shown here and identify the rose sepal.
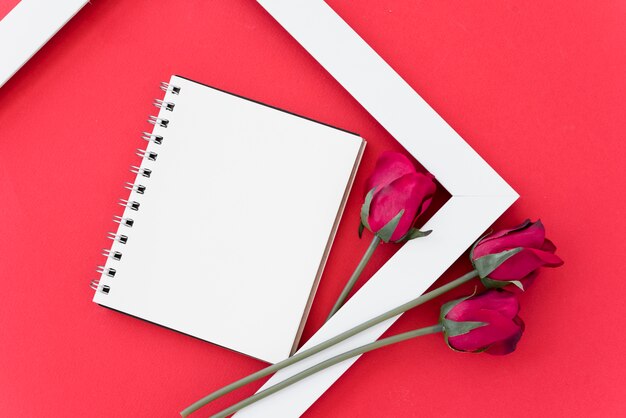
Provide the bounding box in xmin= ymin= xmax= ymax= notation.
xmin=471 ymin=247 xmax=523 ymax=278
xmin=393 ymin=227 xmax=432 ymax=243
xmin=374 ymin=210 xmax=405 ymax=243
xmin=360 ymin=187 xmax=409 ymax=243
xmin=439 ymin=290 xmax=476 ymax=319
xmin=481 ymin=276 xmax=525 ymax=291
xmin=440 ymin=292 xmax=488 ymax=352
xmin=359 ymin=188 xmax=375 ymax=235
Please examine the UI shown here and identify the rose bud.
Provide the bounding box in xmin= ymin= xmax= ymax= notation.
xmin=470 ymin=219 xmax=563 ymax=291
xmin=360 ymin=152 xmax=436 ymax=243
xmin=440 ymin=289 xmax=524 ymax=355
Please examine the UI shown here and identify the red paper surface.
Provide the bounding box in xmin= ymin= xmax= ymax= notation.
xmin=0 ymin=0 xmax=19 ymax=20
xmin=0 ymin=1 xmax=624 ymax=416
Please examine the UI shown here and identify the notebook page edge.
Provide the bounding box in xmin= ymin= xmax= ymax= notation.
xmin=289 ymin=138 xmax=366 ymax=355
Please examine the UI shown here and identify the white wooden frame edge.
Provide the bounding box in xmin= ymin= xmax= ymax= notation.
xmin=0 ymin=0 xmax=88 ymax=88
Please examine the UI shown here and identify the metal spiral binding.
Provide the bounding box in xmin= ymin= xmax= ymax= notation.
xmin=107 ymin=232 xmax=128 ymax=244
xmin=124 ymin=181 xmax=146 ymax=194
xmin=148 ymin=115 xmax=169 ymax=128
xmin=142 ymin=132 xmax=163 ymax=145
xmin=136 ymin=148 xmax=158 ymax=161
xmin=153 ymin=99 xmax=175 ymax=111
xmin=160 ymin=82 xmax=180 ymax=95
xmin=90 ymin=280 xmax=110 ymax=294
xmin=90 ymin=278 xmax=111 ymax=294
xmin=130 ymin=165 xmax=152 ymax=178
xmin=102 ymin=249 xmax=122 ymax=261
xmin=113 ymin=215 xmax=134 ymax=227
xmin=91 ymin=80 xmax=181 ymax=295
xmin=118 ymin=198 xmax=140 ymax=211
xmin=96 ymin=265 xmax=117 ymax=277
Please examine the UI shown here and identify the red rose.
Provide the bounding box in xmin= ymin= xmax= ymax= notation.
xmin=441 ymin=289 xmax=524 ymax=355
xmin=471 ymin=219 xmax=563 ymax=290
xmin=360 ymin=152 xmax=436 ymax=242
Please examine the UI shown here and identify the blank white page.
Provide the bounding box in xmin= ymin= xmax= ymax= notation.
xmin=93 ymin=75 xmax=364 ymax=363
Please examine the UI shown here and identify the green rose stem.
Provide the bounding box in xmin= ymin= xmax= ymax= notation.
xmin=211 ymin=324 xmax=443 ymax=418
xmin=180 ymin=269 xmax=478 ymax=417
xmin=326 ymin=235 xmax=381 ymax=321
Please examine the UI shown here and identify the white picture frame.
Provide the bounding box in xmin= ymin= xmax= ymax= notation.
xmin=0 ymin=0 xmax=87 ymax=88
xmin=237 ymin=1 xmax=518 ymax=416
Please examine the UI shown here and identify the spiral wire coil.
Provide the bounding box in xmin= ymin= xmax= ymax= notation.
xmin=91 ymin=82 xmax=180 ymax=294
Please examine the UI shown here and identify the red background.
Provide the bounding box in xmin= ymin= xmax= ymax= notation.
xmin=0 ymin=0 xmax=624 ymax=416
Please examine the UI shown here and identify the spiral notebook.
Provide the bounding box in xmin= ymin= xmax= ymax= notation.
xmin=91 ymin=75 xmax=365 ymax=363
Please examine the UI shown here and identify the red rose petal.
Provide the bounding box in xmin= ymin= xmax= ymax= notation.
xmin=446 ymin=290 xmax=520 ymax=321
xmin=490 ymin=247 xmax=564 ymax=280
xmin=367 ymin=172 xmax=436 ymax=241
xmin=448 ymin=309 xmax=523 ymax=353
xmin=473 ymin=220 xmax=546 ymax=258
xmin=485 ymin=317 xmax=525 ymax=355
xmin=365 ymin=152 xmax=416 ymax=195
xmin=541 ymin=238 xmax=557 ymax=252
xmin=478 ymin=219 xmax=532 ymax=243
